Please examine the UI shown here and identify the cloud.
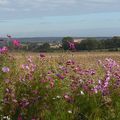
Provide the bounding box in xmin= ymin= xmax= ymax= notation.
xmin=0 ymin=0 xmax=9 ymax=6
xmin=0 ymin=0 xmax=120 ymax=19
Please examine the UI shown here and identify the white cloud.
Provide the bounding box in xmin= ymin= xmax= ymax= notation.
xmin=1 ymin=7 xmax=15 ymax=11
xmin=0 ymin=0 xmax=120 ymax=19
xmin=0 ymin=0 xmax=9 ymax=6
xmin=0 ymin=0 xmax=119 ymax=10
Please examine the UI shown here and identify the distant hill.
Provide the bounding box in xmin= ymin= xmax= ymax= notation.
xmin=1 ymin=37 xmax=112 ymax=43
xmin=2 ymin=37 xmax=63 ymax=43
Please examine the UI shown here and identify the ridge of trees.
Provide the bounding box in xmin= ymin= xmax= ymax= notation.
xmin=62 ymin=36 xmax=120 ymax=51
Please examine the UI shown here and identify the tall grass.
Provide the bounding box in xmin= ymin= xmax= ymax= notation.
xmin=1 ymin=50 xmax=120 ymax=120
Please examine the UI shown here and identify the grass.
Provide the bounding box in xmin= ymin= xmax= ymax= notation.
xmin=1 ymin=51 xmax=120 ymax=120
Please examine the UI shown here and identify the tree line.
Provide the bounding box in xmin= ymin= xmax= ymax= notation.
xmin=62 ymin=36 xmax=120 ymax=51
xmin=1 ymin=36 xmax=120 ymax=52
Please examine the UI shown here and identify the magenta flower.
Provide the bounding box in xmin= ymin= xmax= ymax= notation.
xmin=2 ymin=67 xmax=10 ymax=73
xmin=2 ymin=46 xmax=8 ymax=51
xmin=40 ymin=53 xmax=45 ymax=58
xmin=4 ymin=79 xmax=10 ymax=84
xmin=5 ymin=88 xmax=11 ymax=94
xmin=19 ymin=98 xmax=29 ymax=108
xmin=27 ymin=56 xmax=33 ymax=63
xmin=21 ymin=64 xmax=30 ymax=70
xmin=0 ymin=46 xmax=8 ymax=54
xmin=68 ymin=41 xmax=75 ymax=50
xmin=31 ymin=118 xmax=36 ymax=120
xmin=12 ymin=40 xmax=20 ymax=47
xmin=56 ymin=74 xmax=65 ymax=80
xmin=64 ymin=94 xmax=70 ymax=100
xmin=50 ymin=81 xmax=54 ymax=88
xmin=17 ymin=114 xmax=23 ymax=120
xmin=66 ymin=60 xmax=75 ymax=65
xmin=32 ymin=90 xmax=39 ymax=95
xmin=63 ymin=94 xmax=73 ymax=103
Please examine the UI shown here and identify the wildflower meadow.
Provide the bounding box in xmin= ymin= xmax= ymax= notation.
xmin=1 ymin=37 xmax=120 ymax=120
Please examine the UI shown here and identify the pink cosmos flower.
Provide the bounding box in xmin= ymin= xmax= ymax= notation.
xmin=63 ymin=94 xmax=73 ymax=103
xmin=4 ymin=79 xmax=10 ymax=84
xmin=0 ymin=46 xmax=8 ymax=54
xmin=2 ymin=67 xmax=10 ymax=73
xmin=40 ymin=53 xmax=45 ymax=58
xmin=68 ymin=41 xmax=75 ymax=50
xmin=66 ymin=60 xmax=75 ymax=65
xmin=17 ymin=114 xmax=23 ymax=120
xmin=21 ymin=64 xmax=30 ymax=70
xmin=32 ymin=90 xmax=39 ymax=95
xmin=2 ymin=46 xmax=8 ymax=51
xmin=27 ymin=56 xmax=32 ymax=63
xmin=56 ymin=74 xmax=65 ymax=80
xmin=31 ymin=118 xmax=36 ymax=120
xmin=50 ymin=81 xmax=54 ymax=88
xmin=12 ymin=40 xmax=20 ymax=47
xmin=19 ymin=99 xmax=29 ymax=108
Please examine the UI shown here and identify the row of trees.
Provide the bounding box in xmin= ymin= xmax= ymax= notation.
xmin=1 ymin=36 xmax=120 ymax=52
xmin=22 ymin=42 xmax=50 ymax=52
xmin=62 ymin=37 xmax=120 ymax=51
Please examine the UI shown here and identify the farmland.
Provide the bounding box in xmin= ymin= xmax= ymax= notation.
xmin=1 ymin=51 xmax=120 ymax=120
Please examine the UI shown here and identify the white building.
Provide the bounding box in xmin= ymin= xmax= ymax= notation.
xmin=73 ymin=38 xmax=84 ymax=43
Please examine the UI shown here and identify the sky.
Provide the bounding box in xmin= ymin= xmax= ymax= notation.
xmin=0 ymin=0 xmax=120 ymax=37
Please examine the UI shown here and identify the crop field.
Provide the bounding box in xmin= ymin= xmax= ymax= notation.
xmin=1 ymin=50 xmax=120 ymax=120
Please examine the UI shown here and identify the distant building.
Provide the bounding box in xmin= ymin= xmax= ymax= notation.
xmin=73 ymin=38 xmax=84 ymax=43
xmin=50 ymin=43 xmax=62 ymax=49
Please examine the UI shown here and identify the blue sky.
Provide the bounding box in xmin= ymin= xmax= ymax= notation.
xmin=0 ymin=0 xmax=120 ymax=37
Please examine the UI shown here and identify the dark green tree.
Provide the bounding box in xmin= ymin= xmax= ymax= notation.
xmin=78 ymin=38 xmax=99 ymax=51
xmin=42 ymin=42 xmax=50 ymax=50
xmin=62 ymin=37 xmax=73 ymax=50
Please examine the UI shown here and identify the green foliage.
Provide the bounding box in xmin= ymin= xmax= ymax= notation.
xmin=77 ymin=38 xmax=98 ymax=51
xmin=62 ymin=36 xmax=120 ymax=51
xmin=27 ymin=42 xmax=50 ymax=52
xmin=62 ymin=37 xmax=73 ymax=50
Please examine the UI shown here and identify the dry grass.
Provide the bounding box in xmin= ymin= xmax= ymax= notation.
xmin=12 ymin=51 xmax=120 ymax=68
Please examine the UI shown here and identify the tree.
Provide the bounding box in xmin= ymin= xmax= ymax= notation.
xmin=62 ymin=37 xmax=73 ymax=50
xmin=42 ymin=42 xmax=50 ymax=50
xmin=38 ymin=42 xmax=50 ymax=52
xmin=111 ymin=36 xmax=120 ymax=48
xmin=78 ymin=38 xmax=99 ymax=51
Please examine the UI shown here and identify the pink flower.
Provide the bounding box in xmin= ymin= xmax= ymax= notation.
xmin=12 ymin=40 xmax=20 ymax=47
xmin=2 ymin=67 xmax=10 ymax=73
xmin=66 ymin=60 xmax=75 ymax=65
xmin=0 ymin=46 xmax=8 ymax=54
xmin=40 ymin=53 xmax=45 ymax=58
xmin=21 ymin=64 xmax=30 ymax=70
xmin=17 ymin=114 xmax=23 ymax=120
xmin=27 ymin=56 xmax=32 ymax=63
xmin=63 ymin=94 xmax=73 ymax=103
xmin=50 ymin=81 xmax=54 ymax=88
xmin=4 ymin=79 xmax=10 ymax=84
xmin=31 ymin=118 xmax=36 ymax=120
xmin=68 ymin=42 xmax=75 ymax=50
xmin=5 ymin=88 xmax=11 ymax=94
xmin=64 ymin=94 xmax=70 ymax=99
xmin=32 ymin=90 xmax=39 ymax=95
xmin=19 ymin=98 xmax=29 ymax=108
xmin=2 ymin=46 xmax=8 ymax=51
xmin=56 ymin=74 xmax=65 ymax=80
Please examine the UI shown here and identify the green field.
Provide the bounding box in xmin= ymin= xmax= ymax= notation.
xmin=1 ymin=51 xmax=120 ymax=120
